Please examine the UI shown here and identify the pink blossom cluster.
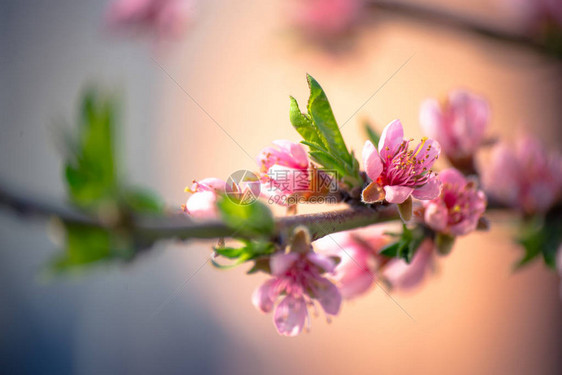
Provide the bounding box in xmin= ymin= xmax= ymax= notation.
xmin=106 ymin=0 xmax=195 ymax=39
xmin=288 ymin=0 xmax=364 ymax=38
xmin=180 ymin=85 xmax=562 ymax=336
xmin=252 ymin=227 xmax=341 ymax=336
xmin=253 ymin=225 xmax=439 ymax=336
xmin=483 ymin=135 xmax=562 ymax=214
xmin=423 ymin=168 xmax=487 ymax=236
xmin=314 ymin=226 xmax=438 ymax=296
xmin=420 ymin=90 xmax=490 ymax=171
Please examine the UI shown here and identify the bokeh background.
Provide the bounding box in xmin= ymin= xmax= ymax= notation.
xmin=1 ymin=0 xmax=561 ymax=374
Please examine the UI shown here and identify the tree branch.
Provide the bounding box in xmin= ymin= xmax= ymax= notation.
xmin=368 ymin=0 xmax=559 ymax=58
xmin=0 ymin=183 xmax=399 ymax=245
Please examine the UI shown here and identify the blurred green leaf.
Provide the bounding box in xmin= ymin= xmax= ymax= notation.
xmin=212 ymin=240 xmax=275 ymax=269
xmin=64 ymin=89 xmax=118 ymax=207
xmin=290 ymin=75 xmax=361 ymax=187
xmin=51 ymin=88 xmax=169 ymax=272
xmin=50 ymin=223 xmax=133 ymax=272
xmin=217 ymin=196 xmax=275 ymax=237
xmin=380 ymin=224 xmax=425 ymax=263
xmin=515 ymin=206 xmax=562 ymax=270
xmin=364 ymin=120 xmax=380 ymax=146
xmin=122 ymin=187 xmax=164 ymax=214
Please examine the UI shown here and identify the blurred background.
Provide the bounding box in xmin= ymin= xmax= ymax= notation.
xmin=1 ymin=0 xmax=561 ymax=374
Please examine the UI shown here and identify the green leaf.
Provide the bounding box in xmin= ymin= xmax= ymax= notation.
xmin=289 ymin=75 xmax=362 ymax=187
xmin=50 ymin=222 xmax=132 ymax=272
xmin=217 ymin=196 xmax=275 ymax=237
xmin=64 ymin=89 xmax=118 ymax=207
xmin=122 ymin=187 xmax=164 ymax=214
xmin=212 ymin=240 xmax=275 ymax=269
xmin=306 ymin=74 xmax=351 ymax=164
xmin=289 ymin=96 xmax=325 ymax=149
xmin=308 ymin=151 xmax=348 ymax=180
xmin=515 ymin=207 xmax=562 ymax=270
xmin=364 ymin=120 xmax=380 ymax=146
xmin=379 ymin=224 xmax=425 ymax=263
xmin=435 ymin=233 xmax=455 ymax=256
xmin=214 ymin=246 xmax=246 ymax=259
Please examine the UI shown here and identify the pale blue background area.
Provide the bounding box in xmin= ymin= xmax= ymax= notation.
xmin=0 ymin=1 xmax=260 ymax=374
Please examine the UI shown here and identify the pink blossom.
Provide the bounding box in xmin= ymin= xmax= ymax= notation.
xmin=257 ymin=140 xmax=311 ymax=204
xmin=361 ymin=119 xmax=442 ymax=205
xmin=184 ymin=178 xmax=224 ymax=219
xmin=483 ymin=135 xmax=562 ymax=214
xmin=423 ymin=168 xmax=487 ymax=236
xmin=288 ymin=0 xmax=364 ymax=37
xmin=106 ymin=0 xmax=194 ymax=39
xmin=314 ymin=226 xmax=388 ymax=299
xmin=252 ymin=251 xmax=341 ymax=336
xmin=419 ymin=90 xmax=490 ymax=163
xmin=383 ymin=239 xmax=435 ymax=291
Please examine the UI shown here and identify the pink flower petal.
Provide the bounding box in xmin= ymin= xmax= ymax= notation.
xmin=196 ymin=177 xmax=225 ymax=191
xmin=412 ymin=175 xmax=442 ymax=200
xmin=383 ymin=239 xmax=434 ymax=291
xmin=419 ymin=99 xmax=448 ymax=148
xmin=438 ymin=168 xmax=466 ymax=186
xmin=449 ymin=90 xmax=489 ymax=154
xmin=185 ymin=191 xmax=218 ymax=219
xmin=424 ymin=202 xmax=448 ymax=232
xmin=483 ymin=143 xmax=520 ymax=206
xmin=378 ymin=119 xmax=404 ymax=159
xmin=338 ymin=271 xmax=373 ymax=299
xmin=273 ymin=140 xmax=309 ymax=169
xmin=416 ymin=139 xmax=441 ymax=168
xmin=274 ymin=295 xmax=307 ymax=337
xmin=270 ymin=252 xmax=299 ymax=276
xmin=267 ymin=164 xmax=309 ymax=194
xmin=362 ymin=140 xmax=383 ymax=180
xmin=449 ymin=217 xmax=479 ymax=236
xmin=252 ymin=279 xmax=277 ymax=313
xmin=307 ymin=252 xmax=337 ymax=273
xmin=313 ymin=232 xmax=354 ymax=256
xmin=384 ymin=185 xmax=413 ymax=204
xmin=313 ymin=278 xmax=342 ymax=315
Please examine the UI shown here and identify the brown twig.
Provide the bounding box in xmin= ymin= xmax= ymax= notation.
xmin=0 ymin=183 xmax=399 ymax=245
xmin=367 ymin=0 xmax=559 ymax=59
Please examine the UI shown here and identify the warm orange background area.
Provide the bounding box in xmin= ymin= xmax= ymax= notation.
xmin=0 ymin=0 xmax=561 ymax=374
xmin=154 ymin=1 xmax=562 ymax=374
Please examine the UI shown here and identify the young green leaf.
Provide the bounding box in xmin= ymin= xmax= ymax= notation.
xmin=289 ymin=75 xmax=362 ymax=187
xmin=212 ymin=240 xmax=275 ymax=269
xmin=64 ymin=89 xmax=118 ymax=207
xmin=515 ymin=207 xmax=562 ymax=270
xmin=379 ymin=224 xmax=425 ymax=263
xmin=289 ymin=96 xmax=325 ymax=149
xmin=364 ymin=120 xmax=381 ymax=146
xmin=50 ymin=222 xmax=133 ymax=272
xmin=306 ymin=74 xmax=352 ymax=164
xmin=217 ymin=196 xmax=275 ymax=237
xmin=122 ymin=187 xmax=165 ymax=214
